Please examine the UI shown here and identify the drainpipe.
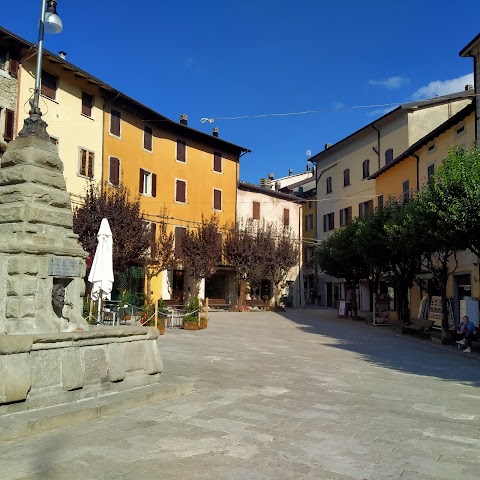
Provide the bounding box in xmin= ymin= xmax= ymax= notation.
xmin=372 ymin=124 xmax=381 ymax=170
xmin=299 ymin=202 xmax=304 ymax=308
xmin=412 ymin=153 xmax=420 ymax=192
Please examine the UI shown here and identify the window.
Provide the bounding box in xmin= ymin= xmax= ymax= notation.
xmin=253 ymin=201 xmax=260 ymax=220
xmin=323 ymin=212 xmax=334 ymax=232
xmin=41 ymin=71 xmax=57 ymax=100
xmin=174 ymin=226 xmax=187 ymax=260
xmin=402 ymin=180 xmax=410 ymax=202
xmin=427 ymin=164 xmax=435 ymax=184
xmin=326 ymin=176 xmax=332 ymax=194
xmin=8 ymin=57 xmax=19 ymax=77
xmin=339 ymin=207 xmax=352 ymax=227
xmin=305 ymin=213 xmax=314 ymax=231
xmin=4 ymin=109 xmax=14 ymax=141
xmin=283 ymin=208 xmax=290 ymax=227
xmin=175 ymin=179 xmax=187 ymax=203
xmin=378 ymin=195 xmax=384 ymax=208
xmin=110 ymin=108 xmax=121 ymax=137
xmin=362 ymin=159 xmax=370 ymax=179
xmin=428 ymin=143 xmax=436 ymax=153
xmin=213 ymin=151 xmax=222 ymax=172
xmin=456 ymin=125 xmax=466 ymax=138
xmin=385 ymin=148 xmax=393 ymax=165
xmin=79 ymin=148 xmax=94 ymax=178
xmin=176 ymin=139 xmax=186 ymax=162
xmin=81 ymin=92 xmax=94 ymax=117
xmin=139 ymin=168 xmax=156 ymax=197
xmin=109 ymin=156 xmax=120 ymax=186
xmin=213 ymin=189 xmax=222 ymax=211
xmin=143 ymin=126 xmax=153 ymax=151
xmin=359 ymin=200 xmax=374 ymax=218
xmin=343 ymin=169 xmax=350 ymax=187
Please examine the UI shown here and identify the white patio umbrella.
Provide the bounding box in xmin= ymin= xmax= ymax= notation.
xmin=88 ymin=218 xmax=114 ymax=324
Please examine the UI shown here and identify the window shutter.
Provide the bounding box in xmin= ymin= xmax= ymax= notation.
xmin=323 ymin=215 xmax=327 ymax=232
xmin=82 ymin=92 xmax=93 ymax=116
xmin=144 ymin=126 xmax=153 ymax=151
xmin=176 ymin=180 xmax=186 ymax=203
xmin=367 ymin=200 xmax=373 ymax=216
xmin=175 ymin=226 xmax=186 ymax=259
xmin=87 ymin=151 xmax=94 ymax=178
xmin=253 ymin=201 xmax=260 ymax=220
xmin=41 ymin=71 xmax=57 ymax=100
xmin=359 ymin=202 xmax=363 ymax=217
xmin=214 ymin=189 xmax=222 ymax=210
xmin=347 ymin=207 xmax=352 ymax=224
xmin=150 ymin=223 xmax=157 ymax=258
xmin=283 ymin=208 xmax=290 ymax=227
xmin=213 ymin=152 xmax=222 ymax=172
xmin=152 ymin=173 xmax=157 ymax=197
xmin=80 ymin=149 xmax=87 ymax=176
xmin=110 ymin=157 xmax=120 ymax=185
xmin=4 ymin=109 xmax=14 ymax=141
xmin=110 ymin=109 xmax=121 ymax=136
xmin=8 ymin=58 xmax=19 ymax=76
xmin=139 ymin=168 xmax=145 ymax=193
xmin=385 ymin=148 xmax=393 ymax=164
xmin=177 ymin=140 xmax=186 ymax=162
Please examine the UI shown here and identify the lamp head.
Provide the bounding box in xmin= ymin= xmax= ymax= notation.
xmin=45 ymin=0 xmax=63 ymax=34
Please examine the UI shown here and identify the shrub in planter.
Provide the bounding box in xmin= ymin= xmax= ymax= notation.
xmin=199 ymin=316 xmax=208 ymax=329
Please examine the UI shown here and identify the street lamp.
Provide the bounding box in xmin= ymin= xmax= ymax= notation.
xmin=19 ymin=0 xmax=63 ymax=139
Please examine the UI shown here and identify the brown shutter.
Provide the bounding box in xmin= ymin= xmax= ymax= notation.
xmin=110 ymin=109 xmax=121 ymax=136
xmin=347 ymin=207 xmax=352 ymax=224
xmin=144 ymin=126 xmax=153 ymax=151
xmin=139 ymin=168 xmax=145 ymax=193
xmin=176 ymin=180 xmax=186 ymax=202
xmin=8 ymin=58 xmax=19 ymax=77
xmin=87 ymin=151 xmax=94 ymax=178
xmin=152 ymin=173 xmax=157 ymax=197
xmin=359 ymin=203 xmax=363 ymax=217
xmin=150 ymin=223 xmax=157 ymax=259
xmin=41 ymin=71 xmax=57 ymax=100
xmin=175 ymin=226 xmax=186 ymax=259
xmin=253 ymin=201 xmax=260 ymax=220
xmin=82 ymin=92 xmax=93 ymax=116
xmin=323 ymin=215 xmax=327 ymax=232
xmin=367 ymin=200 xmax=374 ymax=216
xmin=214 ymin=189 xmax=222 ymax=210
xmin=213 ymin=152 xmax=222 ymax=172
xmin=109 ymin=157 xmax=120 ymax=185
xmin=80 ymin=149 xmax=87 ymax=176
xmin=4 ymin=109 xmax=15 ymax=141
xmin=177 ymin=140 xmax=186 ymax=162
xmin=283 ymin=208 xmax=290 ymax=226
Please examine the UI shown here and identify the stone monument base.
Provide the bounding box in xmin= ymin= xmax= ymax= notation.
xmin=0 ymin=326 xmax=163 ymax=413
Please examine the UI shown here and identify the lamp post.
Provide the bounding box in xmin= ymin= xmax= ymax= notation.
xmin=19 ymin=0 xmax=63 ymax=139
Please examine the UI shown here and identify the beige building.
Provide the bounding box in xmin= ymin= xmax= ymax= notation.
xmin=1 ymin=26 xmax=105 ymax=208
xmin=310 ymin=90 xmax=474 ymax=310
xmin=237 ymin=181 xmax=303 ymax=308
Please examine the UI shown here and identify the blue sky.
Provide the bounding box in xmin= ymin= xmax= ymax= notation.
xmin=3 ymin=1 xmax=479 ymax=183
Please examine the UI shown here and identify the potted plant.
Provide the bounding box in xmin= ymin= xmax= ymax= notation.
xmin=182 ymin=297 xmax=200 ymax=330
xmin=139 ymin=303 xmax=165 ymax=335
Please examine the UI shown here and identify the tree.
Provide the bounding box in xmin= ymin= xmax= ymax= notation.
xmin=263 ymin=223 xmax=299 ymax=306
xmin=73 ymin=183 xmax=150 ymax=273
xmin=144 ymin=207 xmax=175 ymax=304
xmin=181 ymin=214 xmax=222 ymax=299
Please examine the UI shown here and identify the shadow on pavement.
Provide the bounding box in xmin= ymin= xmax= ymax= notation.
xmin=278 ymin=308 xmax=480 ymax=387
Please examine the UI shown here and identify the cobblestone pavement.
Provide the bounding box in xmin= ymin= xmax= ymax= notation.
xmin=2 ymin=309 xmax=480 ymax=479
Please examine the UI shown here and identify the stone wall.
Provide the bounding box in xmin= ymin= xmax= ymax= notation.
xmin=0 ymin=326 xmax=163 ymax=412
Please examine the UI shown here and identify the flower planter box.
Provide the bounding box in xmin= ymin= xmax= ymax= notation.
xmin=199 ymin=318 xmax=208 ymax=329
xmin=183 ymin=321 xmax=199 ymax=330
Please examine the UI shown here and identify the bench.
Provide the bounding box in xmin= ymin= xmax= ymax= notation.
xmin=207 ymin=298 xmax=231 ymax=310
xmin=246 ymin=299 xmax=268 ymax=310
xmin=402 ymin=318 xmax=435 ymax=339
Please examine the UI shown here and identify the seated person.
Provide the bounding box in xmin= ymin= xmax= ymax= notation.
xmin=463 ymin=325 xmax=480 ymax=354
xmin=455 ymin=315 xmax=476 ymax=351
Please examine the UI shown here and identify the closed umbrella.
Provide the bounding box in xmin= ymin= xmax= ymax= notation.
xmin=88 ymin=218 xmax=114 ymax=323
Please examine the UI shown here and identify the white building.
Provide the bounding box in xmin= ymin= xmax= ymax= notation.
xmin=237 ymin=181 xmax=304 ymax=308
xmin=311 ymin=90 xmax=474 ymax=311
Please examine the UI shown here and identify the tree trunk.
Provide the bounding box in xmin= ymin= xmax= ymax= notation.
xmin=397 ymin=281 xmax=410 ymax=323
xmin=145 ymin=274 xmax=152 ymax=305
xmin=239 ymin=279 xmax=247 ymax=307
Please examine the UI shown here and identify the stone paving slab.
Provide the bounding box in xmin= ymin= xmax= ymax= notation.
xmin=1 ymin=308 xmax=480 ymax=479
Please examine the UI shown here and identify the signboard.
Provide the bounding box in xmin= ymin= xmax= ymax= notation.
xmin=49 ymin=257 xmax=81 ymax=277
xmin=338 ymin=300 xmax=346 ymax=318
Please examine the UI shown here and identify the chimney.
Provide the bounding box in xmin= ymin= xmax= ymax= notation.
xmin=289 ymin=168 xmax=293 ymax=176
xmin=325 ymin=143 xmax=332 ymax=150
xmin=268 ymin=173 xmax=275 ymax=180
xmin=465 ymin=84 xmax=474 ymax=91
xmin=58 ymin=51 xmax=66 ymax=60
xmin=212 ymin=127 xmax=219 ymax=137
xmin=180 ymin=114 xmax=188 ymax=125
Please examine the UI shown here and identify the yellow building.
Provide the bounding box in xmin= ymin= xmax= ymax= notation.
xmin=370 ymin=102 xmax=476 ymax=324
xmin=0 ymin=26 xmax=105 ymax=208
xmin=102 ymin=99 xmax=249 ymax=304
